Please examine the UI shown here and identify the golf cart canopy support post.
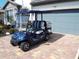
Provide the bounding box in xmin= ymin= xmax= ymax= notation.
xmin=17 ymin=10 xmax=45 ymax=21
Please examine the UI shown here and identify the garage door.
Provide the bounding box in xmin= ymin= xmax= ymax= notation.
xmin=37 ymin=10 xmax=79 ymax=35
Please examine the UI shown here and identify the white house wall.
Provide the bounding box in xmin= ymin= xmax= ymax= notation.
xmin=32 ymin=1 xmax=79 ymax=10
xmin=15 ymin=0 xmax=31 ymax=9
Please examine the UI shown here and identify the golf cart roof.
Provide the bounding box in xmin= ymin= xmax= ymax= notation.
xmin=17 ymin=8 xmax=79 ymax=15
xmin=17 ymin=9 xmax=49 ymax=14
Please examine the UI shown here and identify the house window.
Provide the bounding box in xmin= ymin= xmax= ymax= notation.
xmin=5 ymin=10 xmax=14 ymax=24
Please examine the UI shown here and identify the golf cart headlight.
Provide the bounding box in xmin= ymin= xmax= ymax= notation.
xmin=19 ymin=37 xmax=23 ymax=39
xmin=18 ymin=36 xmax=24 ymax=41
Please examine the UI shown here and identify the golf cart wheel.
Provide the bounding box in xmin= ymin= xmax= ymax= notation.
xmin=10 ymin=39 xmax=18 ymax=46
xmin=44 ymin=36 xmax=49 ymax=41
xmin=20 ymin=42 xmax=30 ymax=51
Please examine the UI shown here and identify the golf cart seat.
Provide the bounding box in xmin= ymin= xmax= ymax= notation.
xmin=32 ymin=21 xmax=47 ymax=34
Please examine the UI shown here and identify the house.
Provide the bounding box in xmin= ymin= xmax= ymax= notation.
xmin=2 ymin=0 xmax=29 ymax=31
xmin=0 ymin=9 xmax=4 ymax=23
xmin=31 ymin=0 xmax=79 ymax=35
xmin=15 ymin=0 xmax=31 ymax=10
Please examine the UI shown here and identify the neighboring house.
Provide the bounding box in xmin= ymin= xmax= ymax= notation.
xmin=0 ymin=9 xmax=4 ymax=23
xmin=31 ymin=0 xmax=79 ymax=35
xmin=3 ymin=0 xmax=29 ymax=31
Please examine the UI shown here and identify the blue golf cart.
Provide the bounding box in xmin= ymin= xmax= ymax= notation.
xmin=10 ymin=10 xmax=52 ymax=51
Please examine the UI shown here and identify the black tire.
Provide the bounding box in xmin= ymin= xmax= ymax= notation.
xmin=10 ymin=39 xmax=18 ymax=46
xmin=44 ymin=35 xmax=49 ymax=41
xmin=20 ymin=42 xmax=30 ymax=51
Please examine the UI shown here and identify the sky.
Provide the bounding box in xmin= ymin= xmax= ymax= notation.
xmin=0 ymin=0 xmax=7 ymax=8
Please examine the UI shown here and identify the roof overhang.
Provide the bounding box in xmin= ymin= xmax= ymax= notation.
xmin=17 ymin=8 xmax=79 ymax=14
xmin=31 ymin=0 xmax=78 ymax=6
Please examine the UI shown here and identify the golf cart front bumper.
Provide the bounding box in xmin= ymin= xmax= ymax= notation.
xmin=11 ymin=38 xmax=19 ymax=46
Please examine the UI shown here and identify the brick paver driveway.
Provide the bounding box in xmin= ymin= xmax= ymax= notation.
xmin=0 ymin=33 xmax=79 ymax=59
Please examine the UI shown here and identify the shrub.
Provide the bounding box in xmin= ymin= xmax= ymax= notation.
xmin=4 ymin=25 xmax=11 ymax=29
xmin=9 ymin=28 xmax=17 ymax=34
xmin=0 ymin=25 xmax=4 ymax=33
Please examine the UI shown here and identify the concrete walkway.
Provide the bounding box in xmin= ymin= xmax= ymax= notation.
xmin=0 ymin=33 xmax=79 ymax=59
